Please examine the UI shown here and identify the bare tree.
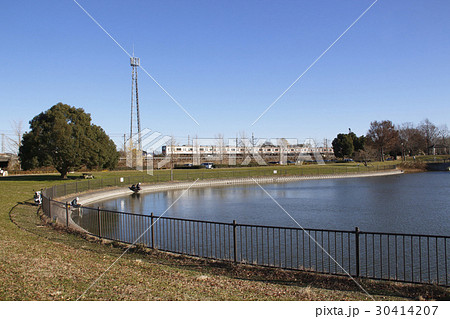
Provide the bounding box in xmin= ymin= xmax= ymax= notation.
xmin=437 ymin=124 xmax=449 ymax=154
xmin=398 ymin=122 xmax=426 ymax=156
xmin=418 ymin=119 xmax=439 ymax=155
xmin=366 ymin=120 xmax=399 ymax=161
xmin=6 ymin=120 xmax=23 ymax=154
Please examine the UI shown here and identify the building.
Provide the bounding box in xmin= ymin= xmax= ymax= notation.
xmin=0 ymin=153 xmax=19 ymax=170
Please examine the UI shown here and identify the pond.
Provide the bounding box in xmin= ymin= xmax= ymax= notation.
xmin=90 ymin=172 xmax=449 ymax=235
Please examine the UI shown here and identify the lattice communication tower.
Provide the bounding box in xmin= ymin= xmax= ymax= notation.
xmin=130 ymin=56 xmax=141 ymax=151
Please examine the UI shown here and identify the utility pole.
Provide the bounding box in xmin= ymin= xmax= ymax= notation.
xmin=170 ymin=136 xmax=174 ymax=181
xmin=252 ymin=132 xmax=255 ymax=146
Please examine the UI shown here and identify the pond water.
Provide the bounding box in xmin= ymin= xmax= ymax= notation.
xmin=91 ymin=172 xmax=449 ymax=235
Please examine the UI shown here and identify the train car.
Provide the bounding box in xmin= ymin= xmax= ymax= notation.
xmin=162 ymin=145 xmax=334 ymax=157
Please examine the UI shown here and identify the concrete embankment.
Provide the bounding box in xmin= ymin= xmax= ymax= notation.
xmin=426 ymin=162 xmax=450 ymax=171
xmin=398 ymin=161 xmax=450 ymax=173
xmin=74 ymin=169 xmax=403 ymax=206
xmin=52 ymin=169 xmax=402 ymax=234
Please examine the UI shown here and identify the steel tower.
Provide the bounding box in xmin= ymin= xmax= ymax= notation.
xmin=130 ymin=56 xmax=141 ymax=152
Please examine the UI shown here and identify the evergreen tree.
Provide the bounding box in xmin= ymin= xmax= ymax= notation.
xmin=19 ymin=103 xmax=119 ymax=178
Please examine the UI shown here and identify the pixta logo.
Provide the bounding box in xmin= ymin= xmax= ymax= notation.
xmin=126 ymin=130 xmax=325 ymax=174
xmin=125 ymin=128 xmax=171 ymax=175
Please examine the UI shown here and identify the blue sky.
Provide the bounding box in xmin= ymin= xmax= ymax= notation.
xmin=1 ymin=0 xmax=449 ymax=148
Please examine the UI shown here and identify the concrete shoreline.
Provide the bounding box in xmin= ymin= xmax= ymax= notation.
xmin=74 ymin=169 xmax=403 ymax=206
xmin=51 ymin=169 xmax=403 ymax=234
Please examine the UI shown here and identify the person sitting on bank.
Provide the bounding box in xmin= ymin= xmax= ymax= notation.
xmin=129 ymin=183 xmax=141 ymax=192
xmin=70 ymin=197 xmax=80 ymax=207
xmin=34 ymin=191 xmax=42 ymax=205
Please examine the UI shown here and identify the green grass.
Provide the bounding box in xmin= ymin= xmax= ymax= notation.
xmin=407 ymin=155 xmax=450 ymax=161
xmin=1 ymin=168 xmax=448 ymax=300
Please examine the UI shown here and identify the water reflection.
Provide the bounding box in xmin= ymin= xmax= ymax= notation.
xmin=90 ymin=172 xmax=449 ymax=236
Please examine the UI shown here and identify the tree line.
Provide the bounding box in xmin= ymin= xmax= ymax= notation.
xmin=332 ymin=119 xmax=449 ymax=162
xmin=16 ymin=103 xmax=450 ymax=178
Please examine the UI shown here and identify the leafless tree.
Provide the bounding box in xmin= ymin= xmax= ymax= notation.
xmin=366 ymin=120 xmax=399 ymax=161
xmin=437 ymin=124 xmax=449 ymax=154
xmin=398 ymin=122 xmax=426 ymax=156
xmin=6 ymin=120 xmax=23 ymax=154
xmin=418 ymin=119 xmax=439 ymax=155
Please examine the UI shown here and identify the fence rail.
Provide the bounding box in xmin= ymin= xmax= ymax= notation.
xmin=39 ymin=165 xmax=449 ymax=287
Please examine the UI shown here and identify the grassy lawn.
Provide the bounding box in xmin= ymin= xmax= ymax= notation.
xmin=1 ymin=167 xmax=448 ymax=301
xmin=65 ymin=162 xmax=398 ymax=187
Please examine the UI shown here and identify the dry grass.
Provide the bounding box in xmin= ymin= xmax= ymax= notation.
xmin=1 ymin=172 xmax=448 ymax=301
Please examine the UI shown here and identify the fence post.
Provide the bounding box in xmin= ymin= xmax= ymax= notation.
xmin=40 ymin=189 xmax=44 ymax=212
xmin=233 ymin=220 xmax=237 ymax=263
xmin=97 ymin=207 xmax=102 ymax=238
xmin=48 ymin=198 xmax=52 ymax=218
xmin=65 ymin=202 xmax=69 ymax=228
xmin=355 ymin=227 xmax=360 ymax=277
xmin=151 ymin=213 xmax=155 ymax=249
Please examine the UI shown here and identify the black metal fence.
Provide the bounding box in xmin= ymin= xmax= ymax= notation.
xmin=39 ymin=165 xmax=449 ymax=287
xmin=42 ymin=195 xmax=449 ymax=287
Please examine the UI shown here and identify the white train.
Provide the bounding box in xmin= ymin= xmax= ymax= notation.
xmin=162 ymin=145 xmax=333 ymax=157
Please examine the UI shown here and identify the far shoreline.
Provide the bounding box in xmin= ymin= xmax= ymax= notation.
xmin=71 ymin=169 xmax=404 ymax=207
